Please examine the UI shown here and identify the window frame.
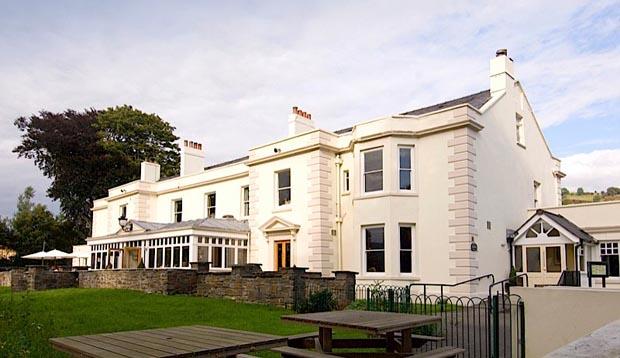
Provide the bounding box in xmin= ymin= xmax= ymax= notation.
xmin=172 ymin=199 xmax=183 ymax=223
xmin=600 ymin=242 xmax=619 ymax=277
xmin=399 ymin=224 xmax=414 ymax=274
xmin=398 ymin=146 xmax=414 ymax=191
xmin=241 ymin=186 xmax=250 ymax=217
xmin=363 ymin=225 xmax=385 ymax=274
xmin=343 ymin=170 xmax=350 ymax=193
xmin=119 ymin=204 xmax=127 ymax=219
xmin=516 ymin=113 xmax=525 ymax=146
xmin=362 ymin=148 xmax=383 ymax=193
xmin=205 ymin=192 xmax=216 ymax=218
xmin=276 ymin=169 xmax=292 ymax=207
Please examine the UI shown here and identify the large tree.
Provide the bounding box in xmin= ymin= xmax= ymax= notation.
xmin=14 ymin=106 xmax=180 ymax=239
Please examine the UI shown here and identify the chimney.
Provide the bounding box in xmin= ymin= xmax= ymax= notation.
xmin=180 ymin=139 xmax=205 ymax=176
xmin=140 ymin=162 xmax=161 ymax=183
xmin=288 ymin=106 xmax=315 ymax=136
xmin=490 ymin=48 xmax=516 ymax=94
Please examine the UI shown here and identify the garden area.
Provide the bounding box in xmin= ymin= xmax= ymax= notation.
xmin=0 ymin=287 xmax=363 ymax=357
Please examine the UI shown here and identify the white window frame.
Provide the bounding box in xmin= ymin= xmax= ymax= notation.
xmin=362 ymin=148 xmax=383 ymax=193
xmin=276 ymin=169 xmax=291 ymax=207
xmin=205 ymin=192 xmax=216 ymax=218
xmin=534 ymin=181 xmax=541 ymax=208
xmin=516 ymin=113 xmax=525 ymax=146
xmin=399 ymin=224 xmax=415 ymax=274
xmin=398 ymin=146 xmax=414 ymax=191
xmin=343 ymin=170 xmax=350 ymax=193
xmin=172 ymin=199 xmax=183 ymax=223
xmin=600 ymin=242 xmax=619 ymax=277
xmin=241 ymin=186 xmax=250 ymax=217
xmin=362 ymin=225 xmax=385 ymax=274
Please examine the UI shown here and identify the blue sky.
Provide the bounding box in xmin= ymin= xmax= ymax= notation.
xmin=0 ymin=0 xmax=619 ymax=216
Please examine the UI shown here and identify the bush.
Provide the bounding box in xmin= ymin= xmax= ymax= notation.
xmin=296 ymin=289 xmax=336 ymax=313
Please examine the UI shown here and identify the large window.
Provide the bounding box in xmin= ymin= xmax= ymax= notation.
xmin=205 ymin=193 xmax=216 ymax=218
xmin=242 ymin=186 xmax=250 ymax=217
xmin=363 ymin=149 xmax=383 ymax=193
xmin=225 ymin=247 xmax=235 ymax=268
xmin=172 ymin=199 xmax=183 ymax=223
xmin=399 ymin=147 xmax=413 ymax=190
xmin=212 ymin=246 xmax=223 ymax=268
xmin=277 ymin=169 xmax=291 ymax=206
xmin=601 ymin=242 xmax=619 ymax=277
xmin=364 ymin=226 xmax=385 ymax=273
xmin=399 ymin=225 xmax=413 ymax=273
xmin=526 ymin=247 xmax=541 ymax=272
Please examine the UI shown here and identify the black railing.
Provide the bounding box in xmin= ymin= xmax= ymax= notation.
xmin=488 ymin=273 xmax=528 ymax=358
xmin=408 ymin=274 xmax=496 ymax=313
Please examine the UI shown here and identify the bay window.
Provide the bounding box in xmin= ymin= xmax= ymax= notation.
xmin=399 ymin=225 xmax=413 ymax=273
xmin=364 ymin=226 xmax=385 ymax=273
xmin=399 ymin=147 xmax=413 ymax=190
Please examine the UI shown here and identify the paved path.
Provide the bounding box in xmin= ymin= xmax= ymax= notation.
xmin=545 ymin=320 xmax=620 ymax=358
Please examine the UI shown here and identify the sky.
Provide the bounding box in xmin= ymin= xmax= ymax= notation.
xmin=0 ymin=0 xmax=619 ymax=216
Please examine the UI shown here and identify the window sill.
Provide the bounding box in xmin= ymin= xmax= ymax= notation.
xmin=354 ymin=191 xmax=418 ymax=201
xmin=358 ymin=274 xmax=421 ymax=281
xmin=517 ymin=142 xmax=526 ymax=149
xmin=272 ymin=206 xmax=292 ymax=214
xmin=342 ymin=192 xmax=350 ymax=196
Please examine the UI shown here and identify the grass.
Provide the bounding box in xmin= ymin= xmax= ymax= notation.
xmin=1 ymin=287 xmax=365 ymax=357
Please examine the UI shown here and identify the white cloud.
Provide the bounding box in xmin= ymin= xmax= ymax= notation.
xmin=561 ymin=149 xmax=620 ymax=191
xmin=0 ymin=1 xmax=618 ymax=215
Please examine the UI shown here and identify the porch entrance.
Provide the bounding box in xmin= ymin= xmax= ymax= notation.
xmin=123 ymin=247 xmax=141 ymax=269
xmin=274 ymin=240 xmax=290 ymax=270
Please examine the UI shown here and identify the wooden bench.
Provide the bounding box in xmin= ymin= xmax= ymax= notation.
xmin=272 ymin=346 xmax=336 ymax=358
xmin=288 ymin=332 xmax=320 ymax=348
xmin=380 ymin=332 xmax=445 ymax=348
xmin=409 ymin=346 xmax=465 ymax=358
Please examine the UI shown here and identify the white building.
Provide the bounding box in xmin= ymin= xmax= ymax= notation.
xmin=85 ymin=49 xmax=573 ymax=294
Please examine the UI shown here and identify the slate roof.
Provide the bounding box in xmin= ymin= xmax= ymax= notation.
xmin=334 ymin=89 xmax=492 ymax=135
xmin=204 ymin=156 xmax=249 ymax=170
xmin=513 ymin=209 xmax=597 ymax=244
xmin=132 ymin=217 xmax=250 ymax=234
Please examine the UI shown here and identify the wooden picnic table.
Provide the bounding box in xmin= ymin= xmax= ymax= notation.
xmin=50 ymin=325 xmax=288 ymax=357
xmin=281 ymin=310 xmax=441 ymax=354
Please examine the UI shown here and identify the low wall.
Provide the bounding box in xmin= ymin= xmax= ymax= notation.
xmin=0 ymin=270 xmax=11 ymax=287
xmin=11 ymin=267 xmax=78 ymax=291
xmin=512 ymin=287 xmax=620 ymax=357
xmin=79 ymin=269 xmax=197 ymax=295
xmin=197 ymin=265 xmax=356 ymax=308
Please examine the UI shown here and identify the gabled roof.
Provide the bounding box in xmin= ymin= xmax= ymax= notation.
xmin=334 ymin=89 xmax=492 ymax=135
xmin=513 ymin=209 xmax=597 ymax=244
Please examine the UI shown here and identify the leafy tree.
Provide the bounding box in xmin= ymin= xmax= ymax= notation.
xmin=9 ymin=187 xmax=77 ymax=265
xmin=14 ymin=106 xmax=179 ymax=239
xmin=607 ymin=187 xmax=620 ymax=196
xmin=576 ymin=187 xmax=585 ymax=195
xmin=561 ymin=187 xmax=570 ymax=196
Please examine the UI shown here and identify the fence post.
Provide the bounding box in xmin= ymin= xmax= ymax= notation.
xmin=388 ymin=288 xmax=394 ymax=312
xmin=492 ymin=294 xmax=500 ymax=358
xmin=519 ymin=301 xmax=526 ymax=358
xmin=405 ymin=286 xmax=411 ymax=313
xmin=366 ymin=288 xmax=370 ymax=311
xmin=440 ymin=286 xmax=444 ymax=313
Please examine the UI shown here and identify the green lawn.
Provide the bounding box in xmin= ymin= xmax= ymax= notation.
xmin=0 ymin=287 xmax=335 ymax=357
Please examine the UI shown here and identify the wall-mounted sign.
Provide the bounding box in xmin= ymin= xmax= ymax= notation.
xmin=587 ymin=261 xmax=609 ymax=288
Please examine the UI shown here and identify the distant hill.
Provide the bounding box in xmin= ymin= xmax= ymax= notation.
xmin=562 ymin=187 xmax=620 ymax=205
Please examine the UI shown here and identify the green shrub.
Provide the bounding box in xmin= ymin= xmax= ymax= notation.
xmin=296 ymin=289 xmax=336 ymax=313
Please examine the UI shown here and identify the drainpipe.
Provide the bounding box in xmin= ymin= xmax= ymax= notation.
xmin=335 ymin=155 xmax=343 ymax=270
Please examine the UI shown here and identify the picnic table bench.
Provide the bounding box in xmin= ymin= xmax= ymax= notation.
xmin=50 ymin=325 xmax=288 ymax=357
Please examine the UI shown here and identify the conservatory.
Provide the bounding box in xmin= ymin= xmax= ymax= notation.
xmin=87 ymin=218 xmax=250 ymax=270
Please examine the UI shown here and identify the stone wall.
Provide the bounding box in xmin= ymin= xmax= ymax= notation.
xmin=0 ymin=270 xmax=11 ymax=287
xmin=79 ymin=269 xmax=197 ymax=295
xmin=10 ymin=267 xmax=78 ymax=291
xmin=9 ymin=264 xmax=357 ymax=309
xmin=196 ymin=265 xmax=356 ymax=309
